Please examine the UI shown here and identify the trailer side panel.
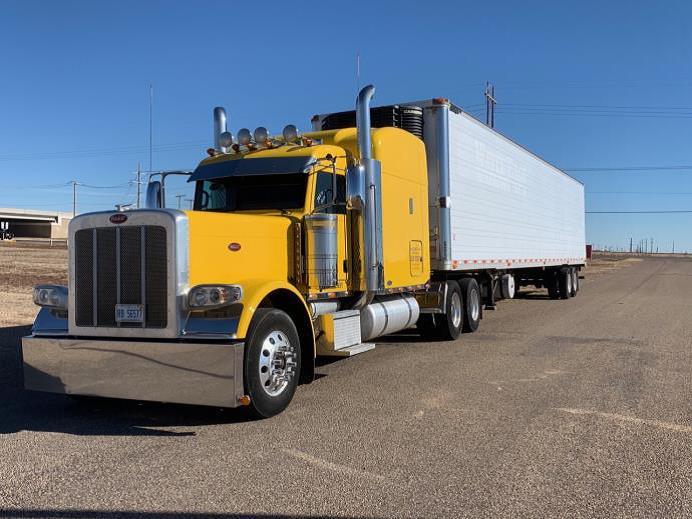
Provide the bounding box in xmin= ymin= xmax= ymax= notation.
xmin=439 ymin=109 xmax=585 ymax=271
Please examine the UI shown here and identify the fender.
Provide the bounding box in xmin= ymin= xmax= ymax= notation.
xmin=237 ymin=279 xmax=314 ymax=349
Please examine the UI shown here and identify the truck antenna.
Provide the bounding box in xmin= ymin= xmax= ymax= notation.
xmin=356 ymin=51 xmax=360 ymax=94
xmin=149 ymin=83 xmax=154 ymax=173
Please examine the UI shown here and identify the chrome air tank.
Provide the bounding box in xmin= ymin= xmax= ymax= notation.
xmin=360 ymin=295 xmax=420 ymax=342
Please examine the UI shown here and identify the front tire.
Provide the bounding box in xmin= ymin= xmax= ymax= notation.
xmin=244 ymin=309 xmax=301 ymax=418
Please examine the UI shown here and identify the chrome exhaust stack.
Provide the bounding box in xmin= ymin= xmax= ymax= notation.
xmin=213 ymin=107 xmax=229 ymax=153
xmin=355 ymin=85 xmax=384 ymax=297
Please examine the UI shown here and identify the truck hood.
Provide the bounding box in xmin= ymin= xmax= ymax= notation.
xmin=185 ymin=210 xmax=295 ymax=288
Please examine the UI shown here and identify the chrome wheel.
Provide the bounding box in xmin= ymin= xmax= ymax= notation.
xmin=469 ymin=288 xmax=480 ymax=322
xmin=450 ymin=292 xmax=462 ymax=329
xmin=258 ymin=330 xmax=297 ymax=397
xmin=566 ymin=272 xmax=573 ymax=296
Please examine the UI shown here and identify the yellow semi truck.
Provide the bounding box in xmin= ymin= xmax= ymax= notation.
xmin=22 ymin=85 xmax=585 ymax=417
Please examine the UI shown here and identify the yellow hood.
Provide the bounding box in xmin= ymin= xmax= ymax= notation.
xmin=185 ymin=210 xmax=295 ymax=288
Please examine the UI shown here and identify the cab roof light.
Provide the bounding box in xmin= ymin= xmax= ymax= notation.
xmin=237 ymin=128 xmax=252 ymax=146
xmin=282 ymin=124 xmax=299 ymax=143
xmin=253 ymin=127 xmax=269 ymax=145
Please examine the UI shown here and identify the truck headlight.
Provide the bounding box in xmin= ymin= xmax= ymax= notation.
xmin=188 ymin=285 xmax=242 ymax=310
xmin=33 ymin=285 xmax=68 ymax=310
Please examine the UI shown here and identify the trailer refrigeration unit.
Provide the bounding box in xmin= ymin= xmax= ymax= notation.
xmin=22 ymin=86 xmax=585 ymax=417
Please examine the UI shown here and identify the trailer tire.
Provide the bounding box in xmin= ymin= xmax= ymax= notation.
xmin=501 ymin=274 xmax=516 ymax=299
xmin=460 ymin=278 xmax=481 ymax=333
xmin=570 ymin=268 xmax=578 ymax=297
xmin=547 ymin=272 xmax=559 ymax=299
xmin=559 ymin=268 xmax=572 ymax=299
xmin=244 ymin=308 xmax=301 ymax=418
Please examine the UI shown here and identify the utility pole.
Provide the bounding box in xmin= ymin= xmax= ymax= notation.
xmin=185 ymin=198 xmax=193 ymax=210
xmin=136 ymin=162 xmax=142 ymax=209
xmin=673 ymin=240 xmax=675 ymax=254
xmin=485 ymin=82 xmax=497 ymax=128
xmin=175 ymin=194 xmax=184 ymax=209
xmin=629 ymin=237 xmax=633 ymax=253
xmin=71 ymin=180 xmax=78 ymax=217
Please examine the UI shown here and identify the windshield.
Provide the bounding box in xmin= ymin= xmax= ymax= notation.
xmin=194 ymin=173 xmax=308 ymax=212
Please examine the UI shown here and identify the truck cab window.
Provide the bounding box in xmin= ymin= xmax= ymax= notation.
xmin=313 ymin=172 xmax=346 ymax=214
xmin=194 ymin=173 xmax=308 ymax=211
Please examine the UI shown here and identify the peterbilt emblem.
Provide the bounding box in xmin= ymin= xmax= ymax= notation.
xmin=228 ymin=242 xmax=241 ymax=252
xmin=110 ymin=213 xmax=128 ymax=224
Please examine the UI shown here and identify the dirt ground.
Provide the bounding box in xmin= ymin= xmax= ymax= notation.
xmin=0 ymin=243 xmax=67 ymax=327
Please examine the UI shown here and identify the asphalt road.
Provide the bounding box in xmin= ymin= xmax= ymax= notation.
xmin=1 ymin=257 xmax=692 ymax=518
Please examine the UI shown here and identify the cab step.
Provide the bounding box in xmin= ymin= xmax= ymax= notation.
xmin=315 ymin=310 xmax=375 ymax=357
xmin=319 ymin=342 xmax=376 ymax=357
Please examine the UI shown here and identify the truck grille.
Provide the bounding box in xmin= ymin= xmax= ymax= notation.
xmin=74 ymin=226 xmax=168 ymax=328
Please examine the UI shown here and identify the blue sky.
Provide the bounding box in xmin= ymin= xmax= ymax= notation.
xmin=2 ymin=0 xmax=692 ymax=251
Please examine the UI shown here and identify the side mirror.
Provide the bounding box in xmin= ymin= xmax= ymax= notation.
xmin=145 ymin=181 xmax=163 ymax=208
xmin=345 ymin=164 xmax=365 ymax=211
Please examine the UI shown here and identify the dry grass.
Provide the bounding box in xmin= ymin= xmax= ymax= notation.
xmin=586 ymin=253 xmax=643 ymax=275
xmin=0 ymin=243 xmax=67 ymax=327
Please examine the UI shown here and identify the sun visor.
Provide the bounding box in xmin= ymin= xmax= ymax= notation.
xmin=189 ymin=156 xmax=316 ymax=182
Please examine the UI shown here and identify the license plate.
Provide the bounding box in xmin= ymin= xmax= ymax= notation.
xmin=115 ymin=304 xmax=144 ymax=323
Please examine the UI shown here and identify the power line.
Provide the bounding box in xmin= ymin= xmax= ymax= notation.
xmin=501 ymin=102 xmax=692 ymax=111
xmin=587 ymin=210 xmax=692 ymax=214
xmin=495 ymin=109 xmax=692 ymax=119
xmin=79 ymin=183 xmax=130 ymax=189
xmin=566 ymin=165 xmax=692 ymax=172
xmin=587 ymin=191 xmax=692 ymax=194
xmin=0 ymin=140 xmax=206 ymax=161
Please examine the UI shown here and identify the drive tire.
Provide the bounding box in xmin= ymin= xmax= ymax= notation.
xmin=460 ymin=278 xmax=481 ymax=333
xmin=433 ymin=281 xmax=463 ymax=341
xmin=244 ymin=308 xmax=301 ymax=419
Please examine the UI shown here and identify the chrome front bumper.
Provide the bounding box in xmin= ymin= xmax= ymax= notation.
xmin=21 ymin=336 xmax=245 ymax=408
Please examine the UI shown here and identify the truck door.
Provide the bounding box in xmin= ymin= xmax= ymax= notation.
xmin=312 ymin=170 xmax=348 ymax=292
